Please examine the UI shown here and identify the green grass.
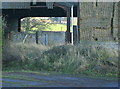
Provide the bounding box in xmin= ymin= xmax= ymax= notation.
xmin=3 ymin=75 xmax=40 ymax=82
xmin=0 ymin=29 xmax=2 ymax=56
xmin=3 ymin=70 xmax=119 ymax=80
xmin=32 ymin=24 xmax=67 ymax=32
xmin=46 ymin=24 xmax=66 ymax=31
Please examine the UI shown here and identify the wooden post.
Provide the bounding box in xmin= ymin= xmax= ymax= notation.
xmin=44 ymin=34 xmax=48 ymax=45
xmin=36 ymin=31 xmax=39 ymax=44
xmin=65 ymin=7 xmax=71 ymax=43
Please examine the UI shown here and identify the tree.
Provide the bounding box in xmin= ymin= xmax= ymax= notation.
xmin=21 ymin=17 xmax=50 ymax=44
xmin=21 ymin=17 xmax=50 ymax=32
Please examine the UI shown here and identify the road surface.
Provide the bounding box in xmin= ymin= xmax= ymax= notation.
xmin=2 ymin=72 xmax=119 ymax=87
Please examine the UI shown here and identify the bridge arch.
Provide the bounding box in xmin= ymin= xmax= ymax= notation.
xmin=2 ymin=2 xmax=79 ymax=43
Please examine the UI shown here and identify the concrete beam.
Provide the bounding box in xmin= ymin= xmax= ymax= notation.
xmin=71 ymin=5 xmax=74 ymax=45
xmin=65 ymin=7 xmax=71 ymax=43
xmin=77 ymin=2 xmax=80 ymax=42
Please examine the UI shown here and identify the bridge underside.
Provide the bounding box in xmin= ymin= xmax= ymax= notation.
xmin=2 ymin=2 xmax=80 ymax=43
xmin=3 ymin=7 xmax=77 ymax=17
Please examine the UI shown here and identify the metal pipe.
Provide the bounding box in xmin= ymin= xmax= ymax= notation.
xmin=71 ymin=5 xmax=74 ymax=45
xmin=30 ymin=6 xmax=47 ymax=8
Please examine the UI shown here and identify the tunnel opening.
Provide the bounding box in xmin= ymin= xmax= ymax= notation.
xmin=19 ymin=17 xmax=67 ymax=45
xmin=2 ymin=2 xmax=79 ymax=44
xmin=14 ymin=16 xmax=78 ymax=46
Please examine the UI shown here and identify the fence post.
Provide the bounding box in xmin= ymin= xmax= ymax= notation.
xmin=44 ymin=34 xmax=48 ymax=45
xmin=36 ymin=31 xmax=39 ymax=44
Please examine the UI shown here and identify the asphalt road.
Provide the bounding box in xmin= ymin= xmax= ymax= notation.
xmin=2 ymin=72 xmax=119 ymax=87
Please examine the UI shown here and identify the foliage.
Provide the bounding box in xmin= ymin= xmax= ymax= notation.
xmin=0 ymin=16 xmax=6 ymax=56
xmin=49 ymin=17 xmax=67 ymax=24
xmin=0 ymin=16 xmax=2 ymax=56
xmin=3 ymin=42 xmax=118 ymax=77
xmin=21 ymin=17 xmax=67 ymax=32
xmin=0 ymin=16 xmax=2 ymax=47
xmin=21 ymin=17 xmax=50 ymax=32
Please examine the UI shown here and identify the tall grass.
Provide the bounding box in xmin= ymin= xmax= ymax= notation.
xmin=3 ymin=41 xmax=118 ymax=76
xmin=3 ymin=42 xmax=48 ymax=66
xmin=0 ymin=16 xmax=3 ymax=55
xmin=1 ymin=16 xmax=118 ymax=77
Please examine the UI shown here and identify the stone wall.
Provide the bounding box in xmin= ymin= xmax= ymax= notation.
xmin=79 ymin=2 xmax=118 ymax=41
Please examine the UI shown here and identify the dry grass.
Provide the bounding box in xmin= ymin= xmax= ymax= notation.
xmin=3 ymin=41 xmax=118 ymax=76
xmin=3 ymin=42 xmax=48 ymax=66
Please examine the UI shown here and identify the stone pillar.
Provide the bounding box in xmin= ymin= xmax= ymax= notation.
xmin=4 ymin=15 xmax=19 ymax=40
xmin=73 ymin=25 xmax=79 ymax=44
xmin=18 ymin=19 xmax=21 ymax=32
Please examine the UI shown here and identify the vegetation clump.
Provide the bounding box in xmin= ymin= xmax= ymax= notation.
xmin=3 ymin=41 xmax=118 ymax=77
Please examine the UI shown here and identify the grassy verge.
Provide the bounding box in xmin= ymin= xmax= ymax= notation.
xmin=3 ymin=70 xmax=119 ymax=81
xmin=3 ymin=41 xmax=119 ymax=78
xmin=0 ymin=16 xmax=3 ymax=56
